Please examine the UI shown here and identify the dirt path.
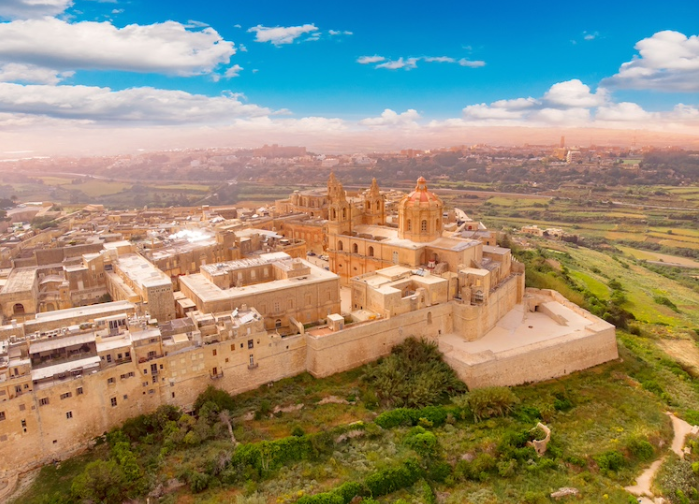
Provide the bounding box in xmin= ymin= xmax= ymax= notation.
xmin=625 ymin=413 xmax=699 ymax=503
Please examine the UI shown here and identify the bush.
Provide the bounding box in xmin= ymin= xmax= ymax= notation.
xmin=364 ymin=459 xmax=423 ymax=497
xmin=466 ymin=387 xmax=519 ymax=422
xmin=193 ymin=386 xmax=235 ymax=414
xmin=362 ymin=338 xmax=466 ymax=408
xmin=626 ymin=437 xmax=655 ymax=462
xmin=595 ymin=450 xmax=625 ymax=472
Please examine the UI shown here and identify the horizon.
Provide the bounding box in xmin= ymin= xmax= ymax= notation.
xmin=0 ymin=0 xmax=698 ymax=156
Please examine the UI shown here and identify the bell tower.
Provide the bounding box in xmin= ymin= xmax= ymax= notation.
xmin=362 ymin=178 xmax=385 ymax=225
xmin=326 ymin=172 xmax=351 ymax=236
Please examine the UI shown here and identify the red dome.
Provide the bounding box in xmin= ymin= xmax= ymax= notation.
xmin=405 ymin=176 xmax=441 ymax=205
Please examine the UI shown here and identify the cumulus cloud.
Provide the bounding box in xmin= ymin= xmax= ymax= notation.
xmin=603 ymin=31 xmax=699 ymax=91
xmin=0 ymin=63 xmax=74 ymax=85
xmin=357 ymin=55 xmax=386 ymax=64
xmin=223 ymin=64 xmax=243 ymax=78
xmin=595 ymin=102 xmax=654 ymax=122
xmin=543 ymin=79 xmax=608 ymax=108
xmin=0 ymin=0 xmax=72 ymax=19
xmin=0 ymin=83 xmax=270 ymax=124
xmin=360 ymin=109 xmax=420 ymax=128
xmin=460 ymin=80 xmax=609 ymax=126
xmin=248 ymin=24 xmax=318 ymax=45
xmin=0 ymin=18 xmax=235 ymax=76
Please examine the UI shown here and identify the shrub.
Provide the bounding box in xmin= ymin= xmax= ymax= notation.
xmin=291 ymin=426 xmax=305 ymax=437
xmin=361 ymin=337 xmax=466 ymax=408
xmin=466 ymin=387 xmax=519 ymax=422
xmin=193 ymin=386 xmax=236 ymax=414
xmin=364 ymin=459 xmax=423 ymax=497
xmin=595 ymin=450 xmax=625 ymax=472
xmin=626 ymin=437 xmax=655 ymax=462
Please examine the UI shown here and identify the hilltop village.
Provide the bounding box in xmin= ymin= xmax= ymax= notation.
xmin=0 ymin=175 xmax=616 ymax=476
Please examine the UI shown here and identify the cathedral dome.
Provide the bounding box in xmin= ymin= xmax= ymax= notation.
xmin=403 ymin=177 xmax=442 ymax=206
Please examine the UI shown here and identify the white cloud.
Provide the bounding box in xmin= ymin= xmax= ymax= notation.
xmin=359 ymin=55 xmax=486 ymax=70
xmin=375 ymin=57 xmax=419 ymax=70
xmin=360 ymin=109 xmax=420 ymax=128
xmin=0 ymin=18 xmax=235 ymax=76
xmin=529 ymin=107 xmax=591 ymax=125
xmin=583 ymin=31 xmax=599 ymax=41
xmin=223 ymin=64 xmax=243 ymax=78
xmin=0 ymin=0 xmax=72 ymax=19
xmin=0 ymin=83 xmax=270 ymax=124
xmin=424 ymin=56 xmax=455 ymax=63
xmin=603 ymin=30 xmax=699 ymax=91
xmin=239 ymin=44 xmax=247 ymax=52
xmin=248 ymin=24 xmax=318 ymax=45
xmin=111 ymin=8 xmax=123 ymax=14
xmin=357 ymin=55 xmax=385 ymax=64
xmin=458 ymin=58 xmax=485 ymax=68
xmin=0 ymin=63 xmax=74 ymax=85
xmin=595 ymin=102 xmax=654 ymax=122
xmin=543 ymin=79 xmax=607 ymax=108
xmin=463 ymin=103 xmax=529 ymax=121
xmin=329 ymin=29 xmax=353 ymax=36
xmin=186 ymin=20 xmax=209 ymax=28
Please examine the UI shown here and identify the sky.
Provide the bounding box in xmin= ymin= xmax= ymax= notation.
xmin=1 ymin=0 xmax=699 ymax=156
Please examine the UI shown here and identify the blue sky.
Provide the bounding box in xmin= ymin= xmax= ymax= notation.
xmin=0 ymin=0 xmax=698 ymax=154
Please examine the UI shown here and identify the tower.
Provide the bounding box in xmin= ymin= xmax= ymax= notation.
xmin=362 ymin=178 xmax=385 ymax=225
xmin=326 ymin=173 xmax=351 ymax=236
xmin=398 ymin=177 xmax=443 ymax=243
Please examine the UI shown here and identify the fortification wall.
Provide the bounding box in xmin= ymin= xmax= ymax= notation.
xmin=442 ymin=325 xmax=618 ymax=389
xmin=306 ymin=303 xmax=452 ymax=378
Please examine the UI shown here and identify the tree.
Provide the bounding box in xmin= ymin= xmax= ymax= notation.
xmin=71 ymin=459 xmax=125 ymax=504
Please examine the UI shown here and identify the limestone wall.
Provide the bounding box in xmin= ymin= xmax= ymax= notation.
xmin=442 ymin=325 xmax=618 ymax=389
xmin=452 ymin=274 xmax=522 ymax=341
xmin=306 ymin=303 xmax=452 ymax=378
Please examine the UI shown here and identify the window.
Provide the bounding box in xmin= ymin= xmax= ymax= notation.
xmin=353 ymin=243 xmax=358 ymax=254
xmin=0 ymin=411 xmax=5 ymax=421
xmin=407 ymin=219 xmax=412 ymax=231
xmin=19 ymin=404 xmax=25 ymax=411
xmin=248 ymin=339 xmax=254 ymax=349
xmin=230 ymin=344 xmax=235 ymax=351
xmin=212 ymin=349 xmax=217 ymax=356
xmin=421 ymin=220 xmax=427 ymax=232
xmin=249 ymin=355 xmax=255 ymax=366
xmin=106 ymin=354 xmax=112 ymax=363
xmin=171 ymin=392 xmax=176 ymax=399
xmin=392 ymin=251 xmax=399 ymax=264
xmin=368 ymin=246 xmax=374 ymax=257
xmin=123 ymin=395 xmax=128 ymax=400
xmin=66 ymin=411 xmax=73 ymax=419
xmin=110 ymin=397 xmax=117 ymax=407
xmin=76 ymin=387 xmax=83 ymax=395
xmin=60 ymin=392 xmax=72 ymax=400
xmin=107 ymin=377 xmax=115 ymax=384
xmin=338 ymin=241 xmax=344 ymax=251
xmin=274 ymin=302 xmax=280 ymax=313
xmin=39 ymin=398 xmax=49 ymax=406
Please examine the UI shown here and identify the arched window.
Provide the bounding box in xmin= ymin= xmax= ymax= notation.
xmin=436 ymin=218 xmax=440 ymax=228
xmin=331 ymin=208 xmax=337 ymax=220
xmin=338 ymin=241 xmax=344 ymax=251
xmin=407 ymin=219 xmax=412 ymax=231
xmin=368 ymin=246 xmax=374 ymax=257
xmin=342 ymin=208 xmax=347 ymax=219
xmin=376 ymin=201 xmax=380 ymax=211
xmin=353 ymin=243 xmax=358 ymax=254
xmin=421 ymin=220 xmax=427 ymax=232
xmin=13 ymin=303 xmax=25 ymax=315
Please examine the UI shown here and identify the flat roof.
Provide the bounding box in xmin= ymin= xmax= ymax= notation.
xmin=30 ymin=333 xmax=95 ymax=353
xmin=201 ymin=253 xmax=290 ymax=276
xmin=182 ymin=259 xmax=337 ymax=304
xmin=32 ymin=355 xmax=100 ymax=381
xmin=32 ymin=301 xmax=135 ymax=324
xmin=1 ymin=268 xmax=36 ymax=294
xmin=116 ymin=254 xmax=171 ymax=289
xmin=96 ymin=336 xmax=131 ymax=353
